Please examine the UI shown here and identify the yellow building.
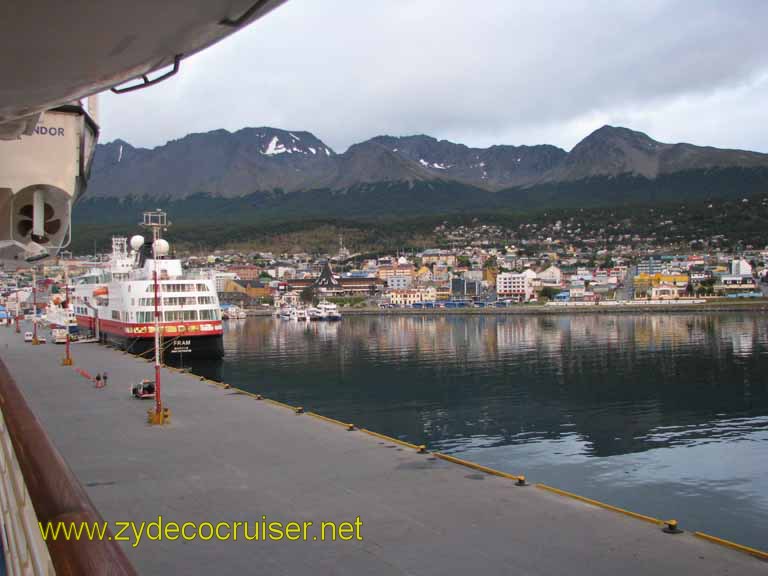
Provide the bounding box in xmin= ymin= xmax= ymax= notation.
xmin=633 ymin=273 xmax=688 ymax=297
xmin=436 ymin=286 xmax=451 ymax=300
xmin=389 ymin=287 xmax=437 ymax=306
xmin=377 ymin=265 xmax=415 ymax=281
xmin=483 ymin=267 xmax=498 ymax=284
xmin=420 ymin=252 xmax=457 ymax=266
xmin=415 ymin=266 xmax=433 ymax=282
xmin=223 ymin=279 xmax=272 ymax=299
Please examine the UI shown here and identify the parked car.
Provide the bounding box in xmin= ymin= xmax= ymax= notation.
xmin=23 ymin=331 xmax=33 ymax=342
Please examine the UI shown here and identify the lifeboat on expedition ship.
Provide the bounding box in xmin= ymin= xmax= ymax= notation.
xmin=92 ymin=286 xmax=108 ymax=297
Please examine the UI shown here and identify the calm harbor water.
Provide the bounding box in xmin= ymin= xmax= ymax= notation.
xmin=190 ymin=313 xmax=768 ymax=549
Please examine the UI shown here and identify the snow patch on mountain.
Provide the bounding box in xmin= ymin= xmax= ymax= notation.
xmin=263 ymin=136 xmax=287 ymax=155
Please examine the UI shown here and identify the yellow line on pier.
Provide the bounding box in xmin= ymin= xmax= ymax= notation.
xmin=693 ymin=531 xmax=768 ymax=561
xmin=358 ymin=428 xmax=421 ymax=451
xmin=306 ymin=412 xmax=353 ymax=430
xmin=535 ymin=483 xmax=661 ymax=525
xmin=433 ymin=452 xmax=524 ymax=482
xmin=231 ymin=388 xmax=262 ymax=399
xmin=200 ymin=380 xmax=766 ymax=563
xmin=262 ymin=397 xmax=298 ymax=411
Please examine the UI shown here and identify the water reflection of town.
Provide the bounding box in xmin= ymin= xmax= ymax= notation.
xmin=212 ymin=314 xmax=768 ymax=458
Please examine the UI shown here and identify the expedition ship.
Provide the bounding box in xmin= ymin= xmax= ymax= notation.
xmin=70 ymin=235 xmax=223 ymax=359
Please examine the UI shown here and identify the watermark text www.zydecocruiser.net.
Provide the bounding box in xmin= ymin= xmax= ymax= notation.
xmin=40 ymin=515 xmax=363 ymax=548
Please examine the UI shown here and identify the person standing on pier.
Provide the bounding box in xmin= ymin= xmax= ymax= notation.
xmin=95 ymin=373 xmax=103 ymax=388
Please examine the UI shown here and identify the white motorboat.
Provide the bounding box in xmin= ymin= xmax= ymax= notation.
xmin=221 ymin=304 xmax=247 ymax=320
xmin=316 ymin=301 xmax=342 ymax=321
xmin=290 ymin=307 xmax=310 ymax=321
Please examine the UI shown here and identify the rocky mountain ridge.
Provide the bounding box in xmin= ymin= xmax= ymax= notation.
xmin=88 ymin=125 xmax=768 ymax=200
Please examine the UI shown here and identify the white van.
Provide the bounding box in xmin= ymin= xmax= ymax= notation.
xmin=23 ymin=331 xmax=33 ymax=342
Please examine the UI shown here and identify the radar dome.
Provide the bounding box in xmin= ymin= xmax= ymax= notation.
xmin=153 ymin=238 xmax=170 ymax=256
xmin=129 ymin=235 xmax=145 ymax=251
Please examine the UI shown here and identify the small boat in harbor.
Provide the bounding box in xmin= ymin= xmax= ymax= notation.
xmin=221 ymin=304 xmax=247 ymax=320
xmin=290 ymin=307 xmax=310 ymax=321
xmin=316 ymin=301 xmax=342 ymax=321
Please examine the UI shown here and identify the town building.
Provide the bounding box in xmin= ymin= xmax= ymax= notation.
xmin=496 ymin=270 xmax=537 ymax=301
xmin=420 ymin=249 xmax=457 ymax=267
xmin=223 ymin=279 xmax=271 ymax=297
xmin=637 ymin=258 xmax=663 ymax=275
xmin=650 ymin=283 xmax=687 ymax=300
xmin=569 ymin=279 xmax=587 ymax=299
xmin=284 ymin=262 xmax=384 ymax=296
xmin=633 ymin=273 xmax=689 ymax=298
xmin=538 ymin=266 xmax=563 ymax=286
xmin=388 ymin=287 xmax=437 ymax=307
xmin=731 ymin=258 xmax=753 ymax=277
xmin=415 ymin=266 xmax=433 ymax=283
xmin=213 ymin=271 xmax=239 ymax=293
xmin=388 ymin=276 xmax=412 ymax=290
xmin=227 ymin=265 xmax=262 ymax=281
xmin=377 ymin=264 xmax=415 ymax=282
xmin=715 ymin=275 xmax=757 ymax=293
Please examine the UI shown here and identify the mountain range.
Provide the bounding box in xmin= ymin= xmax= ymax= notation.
xmin=82 ymin=125 xmax=768 ymax=221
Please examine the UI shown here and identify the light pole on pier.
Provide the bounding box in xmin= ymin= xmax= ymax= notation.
xmin=31 ymin=268 xmax=39 ymax=345
xmin=14 ymin=298 xmax=20 ymax=334
xmin=138 ymin=211 xmax=171 ymax=425
xmin=62 ymin=267 xmax=73 ymax=366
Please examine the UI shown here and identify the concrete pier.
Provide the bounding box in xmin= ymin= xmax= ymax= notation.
xmin=0 ymin=325 xmax=764 ymax=574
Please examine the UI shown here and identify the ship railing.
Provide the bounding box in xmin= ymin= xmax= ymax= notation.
xmin=0 ymin=360 xmax=137 ymax=575
xmin=0 ymin=393 xmax=53 ymax=575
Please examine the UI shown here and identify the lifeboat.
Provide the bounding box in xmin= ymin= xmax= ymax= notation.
xmin=92 ymin=286 xmax=108 ymax=297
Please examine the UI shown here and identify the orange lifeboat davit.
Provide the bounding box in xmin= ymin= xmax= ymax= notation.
xmin=92 ymin=286 xmax=108 ymax=297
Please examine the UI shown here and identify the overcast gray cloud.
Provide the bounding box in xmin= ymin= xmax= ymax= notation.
xmin=100 ymin=0 xmax=768 ymax=153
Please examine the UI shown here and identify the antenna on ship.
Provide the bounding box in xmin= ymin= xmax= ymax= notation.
xmin=140 ymin=210 xmax=171 ymax=426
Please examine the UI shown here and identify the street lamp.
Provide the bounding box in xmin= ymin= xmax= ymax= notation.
xmin=31 ymin=268 xmax=39 ymax=345
xmin=138 ymin=212 xmax=171 ymax=425
xmin=61 ymin=267 xmax=73 ymax=366
xmin=152 ymin=237 xmax=169 ymax=424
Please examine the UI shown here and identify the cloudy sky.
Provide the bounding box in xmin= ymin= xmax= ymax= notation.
xmin=100 ymin=0 xmax=768 ymax=153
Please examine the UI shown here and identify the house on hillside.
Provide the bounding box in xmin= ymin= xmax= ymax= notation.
xmin=538 ymin=266 xmax=563 ymax=287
